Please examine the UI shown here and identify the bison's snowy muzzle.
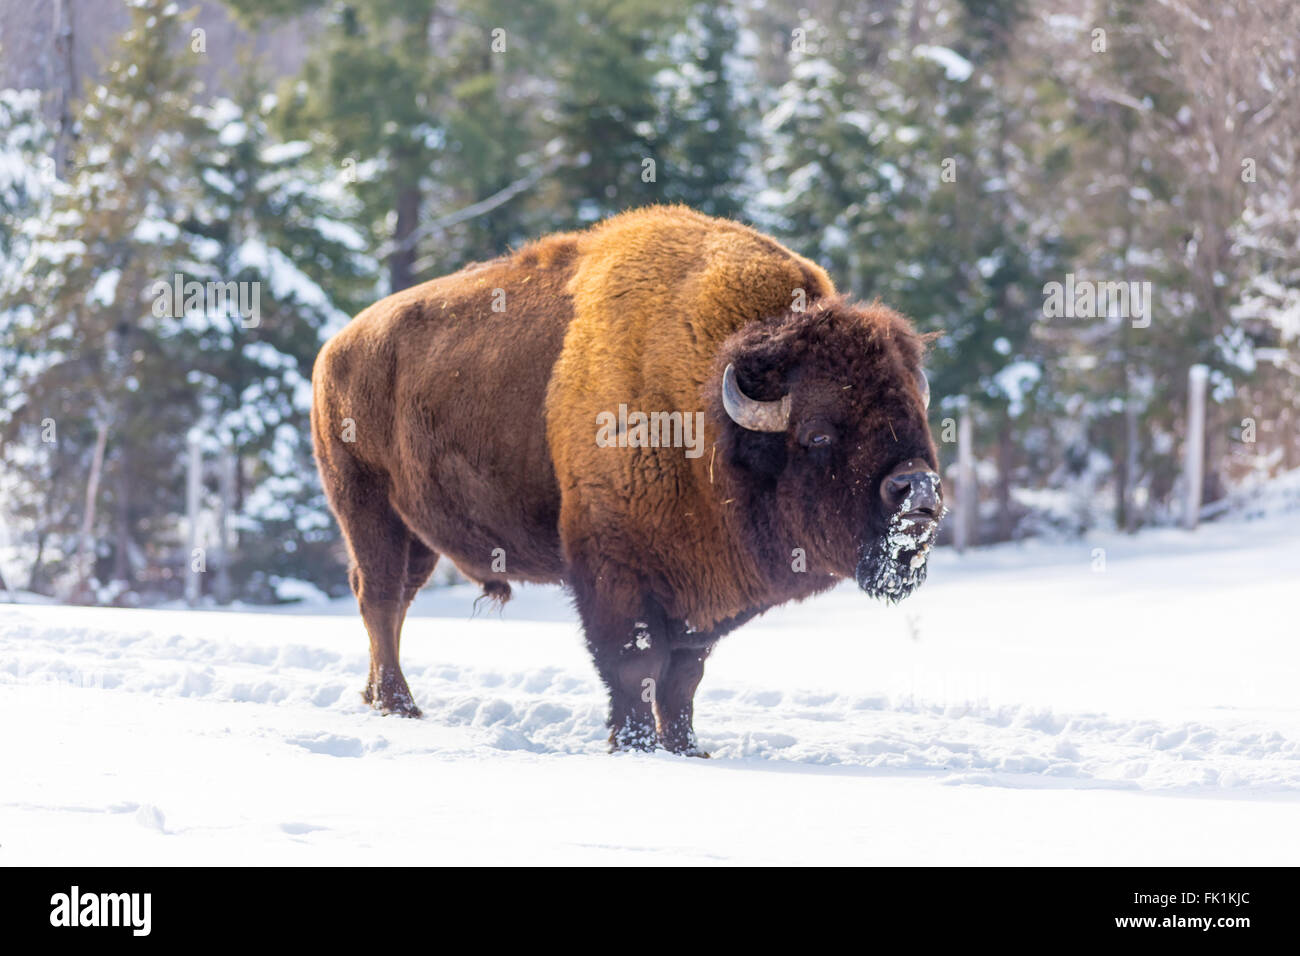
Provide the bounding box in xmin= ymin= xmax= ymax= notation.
xmin=879 ymin=458 xmax=942 ymax=526
xmin=856 ymin=458 xmax=944 ymax=603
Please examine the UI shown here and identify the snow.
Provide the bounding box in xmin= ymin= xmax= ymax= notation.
xmin=259 ymin=141 xmax=312 ymax=164
xmin=994 ymin=359 xmax=1042 ymax=415
xmin=233 ymin=238 xmax=345 ymax=324
xmin=913 ymin=45 xmax=974 ymax=82
xmin=132 ymin=218 xmax=179 ymax=244
xmin=87 ymin=268 xmax=121 ymax=307
xmin=217 ymin=122 xmax=248 ymax=147
xmin=3 ymin=508 xmax=1300 ymax=864
xmin=311 ymin=216 xmax=367 ymax=251
xmin=272 ymin=577 xmax=331 ymax=606
xmin=201 ymin=167 xmax=236 ymax=195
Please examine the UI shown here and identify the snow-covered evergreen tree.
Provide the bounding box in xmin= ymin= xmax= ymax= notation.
xmin=2 ymin=1 xmax=371 ymax=603
xmin=186 ymin=85 xmax=374 ymax=600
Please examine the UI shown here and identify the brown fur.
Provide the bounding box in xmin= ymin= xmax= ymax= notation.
xmin=311 ymin=205 xmax=937 ymax=750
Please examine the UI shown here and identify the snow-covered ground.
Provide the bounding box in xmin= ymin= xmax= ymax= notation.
xmin=3 ymin=510 xmax=1299 ymax=865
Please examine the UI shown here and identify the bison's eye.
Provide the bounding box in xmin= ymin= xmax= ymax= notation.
xmin=798 ymin=424 xmax=836 ymax=448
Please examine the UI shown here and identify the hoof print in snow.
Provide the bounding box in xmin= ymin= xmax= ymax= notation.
xmin=134 ymin=804 xmax=166 ymax=833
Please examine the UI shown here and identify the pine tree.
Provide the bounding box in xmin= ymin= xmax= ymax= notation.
xmin=228 ymin=0 xmax=559 ymax=290
xmin=2 ymin=2 xmax=371 ymax=602
xmin=653 ymin=2 xmax=752 ymax=217
xmin=888 ymin=0 xmax=1058 ymax=541
xmin=757 ymin=0 xmax=1062 ymax=541
xmin=756 ymin=5 xmax=907 ymax=296
xmin=0 ymin=88 xmax=59 ymax=591
xmin=184 ymin=80 xmax=374 ymax=600
xmin=538 ymin=0 xmax=690 ymax=225
xmin=0 ymin=0 xmax=211 ymax=601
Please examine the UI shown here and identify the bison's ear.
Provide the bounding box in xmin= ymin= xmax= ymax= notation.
xmin=729 ymin=336 xmax=795 ymax=402
xmin=726 ymin=421 xmax=788 ymax=482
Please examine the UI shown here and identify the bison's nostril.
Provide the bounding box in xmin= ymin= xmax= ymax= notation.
xmin=880 ymin=469 xmax=942 ymax=516
xmin=883 ymin=475 xmax=912 ymax=509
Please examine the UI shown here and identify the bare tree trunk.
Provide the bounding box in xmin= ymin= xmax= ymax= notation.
xmin=954 ymin=399 xmax=976 ymax=552
xmin=74 ymin=417 xmax=109 ymax=603
xmin=906 ymin=0 xmax=924 ymax=48
xmin=995 ymin=419 xmax=1013 ymax=541
xmin=1285 ymin=408 xmax=1299 ymax=471
xmin=186 ymin=434 xmax=202 ymax=607
xmin=1124 ymin=393 xmax=1140 ymax=533
xmin=214 ymin=443 xmax=236 ymax=605
xmin=389 ymin=178 xmax=421 ymax=292
xmin=113 ymin=466 xmax=130 ymax=595
xmin=29 ymin=529 xmax=48 ymax=593
xmin=386 ymin=6 xmax=433 ymax=292
xmin=1183 ymin=365 xmax=1208 ymax=529
xmin=52 ymin=0 xmax=78 ymax=178
xmin=1114 ymin=129 xmax=1139 ymax=534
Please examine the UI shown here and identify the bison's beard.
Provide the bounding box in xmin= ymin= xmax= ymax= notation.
xmin=855 ymin=508 xmax=942 ymax=603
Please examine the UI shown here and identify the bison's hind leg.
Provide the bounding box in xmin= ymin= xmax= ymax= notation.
xmin=357 ymin=535 xmax=439 ymax=715
xmin=328 ymin=471 xmax=437 ymax=717
xmin=402 ymin=537 xmax=441 ymax=611
xmin=353 ymin=532 xmax=438 ymax=717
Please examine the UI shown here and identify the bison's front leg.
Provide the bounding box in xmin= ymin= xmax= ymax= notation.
xmin=656 ymin=646 xmax=712 ymax=756
xmin=574 ymin=585 xmax=671 ymax=752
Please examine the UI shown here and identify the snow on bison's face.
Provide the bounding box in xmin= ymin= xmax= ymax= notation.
xmin=712 ymin=296 xmax=944 ymax=603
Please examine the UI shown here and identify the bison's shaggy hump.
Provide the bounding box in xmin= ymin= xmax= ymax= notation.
xmin=546 ymin=205 xmax=838 ymax=629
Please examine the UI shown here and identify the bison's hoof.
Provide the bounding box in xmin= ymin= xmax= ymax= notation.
xmin=362 ymin=683 xmax=422 ymax=718
xmin=661 ymin=741 xmax=710 ymax=758
xmin=608 ymin=719 xmax=658 ymax=753
xmin=660 ymin=725 xmax=708 ymax=757
xmin=381 ymin=699 xmax=423 ymax=718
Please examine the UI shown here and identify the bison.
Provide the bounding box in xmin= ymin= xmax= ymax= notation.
xmin=311 ymin=205 xmax=942 ymax=754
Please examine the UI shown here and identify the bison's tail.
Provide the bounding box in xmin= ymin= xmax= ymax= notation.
xmin=473 ymin=580 xmax=512 ymax=616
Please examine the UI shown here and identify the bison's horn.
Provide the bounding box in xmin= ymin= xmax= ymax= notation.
xmin=721 ymin=363 xmax=791 ymax=433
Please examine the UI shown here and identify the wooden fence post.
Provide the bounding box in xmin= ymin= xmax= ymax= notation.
xmin=955 ymin=397 xmax=976 ymax=552
xmin=185 ymin=433 xmax=202 ymax=606
xmin=214 ymin=443 xmax=236 ymax=605
xmin=1182 ymin=364 xmax=1208 ymax=530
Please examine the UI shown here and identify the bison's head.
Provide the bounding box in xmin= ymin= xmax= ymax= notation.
xmin=709 ymin=296 xmax=943 ymax=604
